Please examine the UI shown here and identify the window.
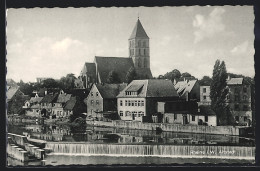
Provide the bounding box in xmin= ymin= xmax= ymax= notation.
xmin=138 ymin=101 xmax=141 ymax=106
xmin=144 ymin=49 xmax=146 ymax=55
xmin=244 ymin=116 xmax=247 ymax=122
xmin=203 ymin=88 xmax=206 ymax=93
xmin=243 ymin=87 xmax=247 ymax=93
xmin=138 ymin=41 xmax=141 ymax=47
xmin=203 ymin=96 xmax=206 ymax=100
xmin=91 ymin=100 xmax=94 ymax=105
xmin=119 ymin=111 xmax=123 ymax=116
xmin=235 ymin=104 xmax=240 ymax=111
xmin=174 ymin=114 xmax=177 ymax=120
xmin=126 ymin=111 xmax=130 ymax=116
xmin=132 ymin=111 xmax=137 ymax=117
xmin=91 ymin=92 xmax=94 ymax=97
xmin=128 ymin=101 xmax=131 ymax=106
xmin=205 ymin=116 xmax=208 ymax=122
xmin=141 ymin=101 xmax=144 ymax=106
xmin=192 ymin=115 xmax=195 ymax=121
xmin=120 ymin=100 xmax=123 ymax=106
xmin=96 ymin=100 xmax=99 ymax=105
xmin=134 ymin=101 xmax=137 ymax=106
xmin=235 ymin=95 xmax=240 ymax=102
xmin=143 ymin=41 xmax=146 ymax=47
xmin=243 ymin=95 xmax=247 ymax=101
xmin=125 ymin=100 xmax=128 ymax=106
xmin=235 ymin=116 xmax=239 ymax=122
xmin=243 ymin=105 xmax=248 ymax=111
xmin=131 ymin=100 xmax=134 ymax=106
xmin=96 ymin=92 xmax=99 ymax=97
xmin=139 ymin=49 xmax=141 ymax=55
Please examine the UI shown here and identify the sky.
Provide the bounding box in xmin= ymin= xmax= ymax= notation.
xmin=6 ymin=6 xmax=255 ymax=83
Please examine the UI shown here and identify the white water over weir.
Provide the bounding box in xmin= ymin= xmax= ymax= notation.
xmin=45 ymin=143 xmax=255 ymax=160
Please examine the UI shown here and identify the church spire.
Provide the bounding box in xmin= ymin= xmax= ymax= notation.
xmin=129 ymin=19 xmax=149 ymax=39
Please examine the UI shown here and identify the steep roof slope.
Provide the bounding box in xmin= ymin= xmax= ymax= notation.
xmin=95 ymin=56 xmax=134 ymax=83
xmin=57 ymin=93 xmax=72 ymax=103
xmin=80 ymin=62 xmax=96 ymax=77
xmin=129 ymin=19 xmax=149 ymax=39
xmin=41 ymin=94 xmax=58 ymax=103
xmin=96 ymin=83 xmax=127 ymax=99
xmin=227 ymin=78 xmax=243 ymax=85
xmin=117 ymin=79 xmax=178 ymax=98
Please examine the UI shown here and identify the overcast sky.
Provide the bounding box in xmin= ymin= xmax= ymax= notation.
xmin=6 ymin=6 xmax=254 ymax=82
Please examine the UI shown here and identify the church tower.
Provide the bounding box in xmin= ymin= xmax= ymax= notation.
xmin=129 ymin=19 xmax=150 ymax=69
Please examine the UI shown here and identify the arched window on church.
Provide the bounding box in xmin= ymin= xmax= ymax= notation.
xmin=144 ymin=49 xmax=146 ymax=55
xmin=139 ymin=49 xmax=141 ymax=55
xmin=138 ymin=41 xmax=141 ymax=47
xmin=138 ymin=58 xmax=142 ymax=67
xmin=144 ymin=58 xmax=147 ymax=68
xmin=143 ymin=41 xmax=146 ymax=47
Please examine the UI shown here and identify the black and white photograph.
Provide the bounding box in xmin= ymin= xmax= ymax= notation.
xmin=5 ymin=6 xmax=255 ymax=166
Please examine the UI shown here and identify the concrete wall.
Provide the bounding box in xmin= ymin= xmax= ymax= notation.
xmin=109 ymin=120 xmax=241 ymax=136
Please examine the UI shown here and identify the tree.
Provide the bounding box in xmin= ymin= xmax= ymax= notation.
xmin=198 ymin=76 xmax=213 ymax=86
xmin=210 ymin=60 xmax=232 ymax=125
xmin=107 ymin=70 xmax=120 ymax=84
xmin=60 ymin=73 xmax=77 ymax=90
xmin=180 ymin=72 xmax=196 ymax=81
xmin=17 ymin=80 xmax=34 ymax=96
xmin=42 ymin=78 xmax=60 ymax=88
xmin=163 ymin=69 xmax=181 ymax=82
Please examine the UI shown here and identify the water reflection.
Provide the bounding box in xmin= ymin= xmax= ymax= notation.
xmin=7 ymin=123 xmax=255 ymax=146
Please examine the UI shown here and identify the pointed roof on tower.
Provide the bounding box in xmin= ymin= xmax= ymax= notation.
xmin=129 ymin=19 xmax=149 ymax=39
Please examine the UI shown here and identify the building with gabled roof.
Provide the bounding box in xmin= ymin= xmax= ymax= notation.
xmin=85 ymin=83 xmax=127 ymax=121
xmin=174 ymin=79 xmax=200 ymax=101
xmin=117 ymin=79 xmax=179 ymax=122
xmin=52 ymin=91 xmax=72 ymax=118
xmin=63 ymin=96 xmax=87 ymax=118
xmin=78 ymin=18 xmax=153 ymax=89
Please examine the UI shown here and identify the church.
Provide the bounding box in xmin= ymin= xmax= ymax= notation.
xmin=77 ymin=19 xmax=153 ymax=89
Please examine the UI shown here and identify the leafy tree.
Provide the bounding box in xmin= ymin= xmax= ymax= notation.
xmin=60 ymin=73 xmax=76 ymax=90
xmin=107 ymin=70 xmax=120 ymax=84
xmin=163 ymin=69 xmax=181 ymax=82
xmin=17 ymin=80 xmax=34 ymax=96
xmin=210 ymin=60 xmax=232 ymax=125
xmin=180 ymin=72 xmax=196 ymax=81
xmin=198 ymin=76 xmax=213 ymax=86
xmin=126 ymin=67 xmax=138 ymax=83
xmin=42 ymin=78 xmax=60 ymax=88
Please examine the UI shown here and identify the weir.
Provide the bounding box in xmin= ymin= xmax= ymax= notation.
xmin=45 ymin=142 xmax=255 ymax=160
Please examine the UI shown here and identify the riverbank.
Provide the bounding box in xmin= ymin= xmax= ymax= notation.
xmin=86 ymin=120 xmax=250 ymax=136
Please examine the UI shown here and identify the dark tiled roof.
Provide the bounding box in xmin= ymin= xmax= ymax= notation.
xmin=57 ymin=93 xmax=72 ymax=103
xmin=227 ymin=78 xmax=243 ymax=85
xmin=129 ymin=19 xmax=149 ymax=39
xmin=117 ymin=79 xmax=179 ymax=98
xmin=146 ymin=79 xmax=179 ymax=97
xmin=126 ymin=84 xmax=144 ymax=92
xmin=29 ymin=97 xmax=43 ymax=103
xmin=95 ymin=56 xmax=134 ymax=83
xmin=63 ymin=97 xmax=76 ymax=110
xmin=80 ymin=62 xmax=96 ymax=77
xmin=6 ymin=87 xmax=19 ymax=100
xmin=40 ymin=94 xmax=58 ymax=103
xmin=96 ymin=83 xmax=127 ymax=99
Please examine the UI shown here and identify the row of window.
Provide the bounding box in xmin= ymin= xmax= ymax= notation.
xmin=130 ymin=49 xmax=148 ymax=56
xmin=125 ymin=91 xmax=137 ymax=96
xmin=235 ymin=116 xmax=248 ymax=122
xmin=119 ymin=100 xmax=145 ymax=106
xmin=130 ymin=40 xmax=147 ymax=48
xmin=90 ymin=100 xmax=99 ymax=105
xmin=202 ymin=87 xmax=248 ymax=94
xmin=90 ymin=92 xmax=99 ymax=97
xmin=234 ymin=104 xmax=249 ymax=111
xmin=119 ymin=111 xmax=145 ymax=117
